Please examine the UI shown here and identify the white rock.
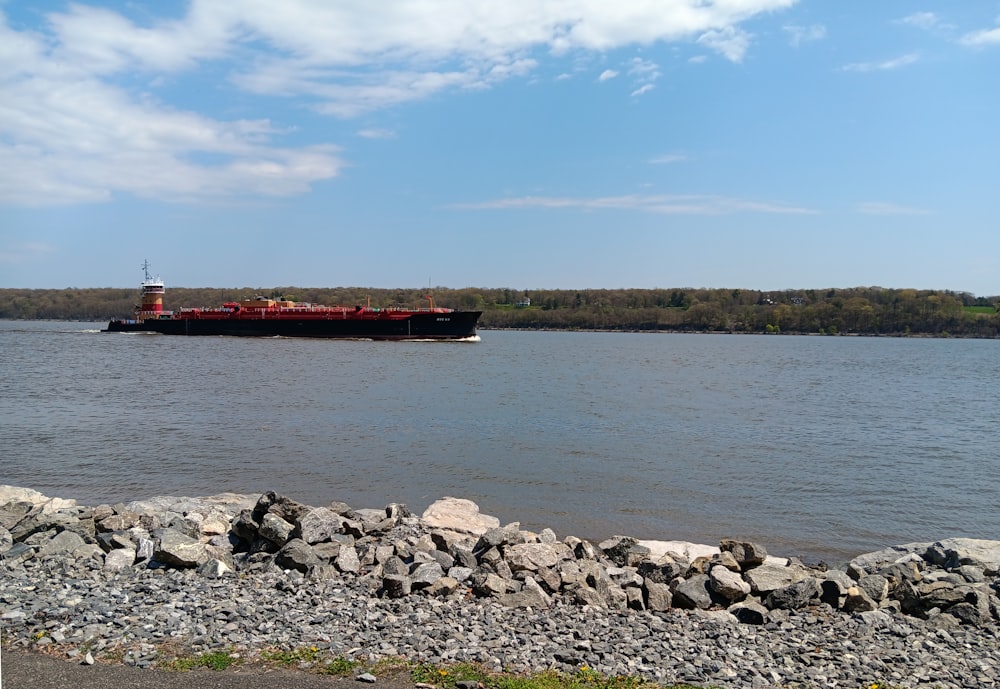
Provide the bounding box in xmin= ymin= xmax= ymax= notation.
xmin=420 ymin=497 xmax=500 ymax=536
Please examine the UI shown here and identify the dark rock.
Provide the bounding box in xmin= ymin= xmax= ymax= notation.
xmin=95 ymin=512 xmax=140 ymax=533
xmin=720 ymin=538 xmax=768 ymax=569
xmin=3 ymin=541 xmax=34 ymax=564
xmin=729 ymin=599 xmax=769 ymax=624
xmin=258 ymin=513 xmax=295 ymax=548
xmin=672 ymin=574 xmax=712 ymax=610
xmin=821 ymin=570 xmax=853 ymax=608
xmin=765 ymin=576 xmax=821 ymax=610
xmin=275 ymin=538 xmax=319 ymax=573
xmin=230 ymin=509 xmax=259 ymax=542
xmin=253 ymin=491 xmax=311 ymax=525
xmin=0 ymin=501 xmax=33 ymax=531
xmin=637 ymin=557 xmax=686 ymax=584
xmin=598 ymin=536 xmax=638 ymax=567
xmin=383 ymin=573 xmax=412 ymax=598
xmin=842 ymin=586 xmax=878 ymax=613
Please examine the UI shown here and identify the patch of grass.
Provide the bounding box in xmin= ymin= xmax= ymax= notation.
xmin=410 ymin=664 xmax=671 ymax=689
xmin=260 ymin=646 xmax=361 ymax=675
xmin=165 ymin=650 xmax=240 ymax=672
xmin=963 ymin=305 xmax=996 ymax=314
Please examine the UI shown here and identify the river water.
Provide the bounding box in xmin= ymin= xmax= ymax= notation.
xmin=2 ymin=320 xmax=997 ymax=564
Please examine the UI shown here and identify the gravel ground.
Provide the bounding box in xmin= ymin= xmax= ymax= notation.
xmin=3 ymin=552 xmax=999 ymax=689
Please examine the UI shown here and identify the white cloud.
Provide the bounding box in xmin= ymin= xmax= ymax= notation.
xmin=783 ymin=24 xmax=826 ymax=47
xmin=0 ymin=0 xmax=799 ymax=206
xmin=898 ymin=12 xmax=939 ymax=30
xmin=598 ymin=69 xmax=619 ymax=82
xmin=961 ymin=25 xmax=1000 ymax=47
xmin=630 ymin=84 xmax=655 ymax=97
xmin=857 ymin=202 xmax=930 ymax=216
xmin=451 ymin=193 xmax=818 ymax=215
xmin=357 ymin=128 xmax=396 ymax=139
xmin=839 ymin=52 xmax=920 ymax=72
xmin=649 ymin=154 xmax=687 ymax=164
xmin=697 ymin=26 xmax=753 ymax=62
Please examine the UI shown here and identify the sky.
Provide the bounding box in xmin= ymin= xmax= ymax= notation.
xmin=1 ymin=1 xmax=998 ymax=295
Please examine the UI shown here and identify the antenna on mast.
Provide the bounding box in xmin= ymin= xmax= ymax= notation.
xmin=142 ymin=259 xmax=152 ymax=282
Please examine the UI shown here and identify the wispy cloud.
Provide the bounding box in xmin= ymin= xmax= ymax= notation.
xmin=898 ymin=12 xmax=939 ymax=30
xmin=697 ymin=26 xmax=752 ymax=62
xmin=961 ymin=24 xmax=1000 ymax=47
xmin=0 ymin=242 xmax=58 ymax=264
xmin=649 ymin=154 xmax=687 ymax=164
xmin=357 ymin=128 xmax=396 ymax=139
xmin=839 ymin=52 xmax=920 ymax=72
xmin=783 ymin=24 xmax=826 ymax=47
xmin=857 ymin=202 xmax=930 ymax=216
xmin=598 ymin=69 xmax=619 ymax=82
xmin=450 ymin=194 xmax=818 ymax=215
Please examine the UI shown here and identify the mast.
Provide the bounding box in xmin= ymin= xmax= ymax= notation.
xmin=136 ymin=259 xmax=165 ymax=319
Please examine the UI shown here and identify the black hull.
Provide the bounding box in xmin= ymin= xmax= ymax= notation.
xmin=104 ymin=311 xmax=481 ymax=340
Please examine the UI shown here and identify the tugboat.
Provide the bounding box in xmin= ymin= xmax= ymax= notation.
xmin=104 ymin=262 xmax=481 ymax=340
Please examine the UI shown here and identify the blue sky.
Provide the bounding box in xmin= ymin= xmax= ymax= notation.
xmin=1 ymin=1 xmax=998 ymax=295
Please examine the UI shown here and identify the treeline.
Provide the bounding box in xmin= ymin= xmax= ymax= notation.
xmin=2 ymin=285 xmax=999 ymax=337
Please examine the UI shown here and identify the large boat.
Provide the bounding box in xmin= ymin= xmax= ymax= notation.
xmin=104 ymin=262 xmax=481 ymax=340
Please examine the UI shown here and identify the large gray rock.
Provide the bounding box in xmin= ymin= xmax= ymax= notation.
xmin=857 ymin=574 xmax=889 ymax=603
xmin=96 ymin=512 xmax=140 ymax=533
xmin=153 ymin=528 xmax=208 ymax=568
xmin=103 ymin=547 xmax=136 ymax=572
xmin=230 ymin=509 xmax=259 ymax=541
xmin=821 ymin=570 xmax=854 ymax=608
xmin=644 ymin=579 xmax=672 ymax=611
xmin=505 ymin=542 xmax=572 ymax=572
xmin=197 ymin=558 xmax=233 ymax=578
xmin=252 ymin=491 xmax=311 ymax=526
xmin=470 ymin=570 xmax=509 ymax=597
xmin=420 ymin=497 xmax=499 ymax=536
xmin=729 ymin=599 xmax=770 ymax=624
xmin=275 ymin=538 xmax=319 ymax=573
xmin=765 ymin=576 xmax=822 ymax=610
xmin=383 ymin=574 xmax=412 ymax=598
xmin=10 ymin=507 xmax=94 ymax=543
xmin=672 ymin=574 xmax=713 ymax=610
xmin=744 ymin=562 xmax=806 ymax=595
xmin=0 ymin=501 xmax=34 ymax=531
xmin=598 ymin=536 xmax=639 ymax=567
xmin=35 ymin=530 xmax=86 ymax=559
xmin=296 ymin=507 xmax=343 ymax=544
xmin=499 ymin=576 xmax=551 ymax=609
xmin=410 ymin=561 xmax=445 ymax=589
xmin=720 ymin=538 xmax=768 ymax=569
xmin=842 ymin=586 xmax=878 ymax=613
xmin=259 ymin=512 xmax=295 ymax=547
xmin=924 ymin=538 xmax=1000 ymax=574
xmin=710 ymin=564 xmax=751 ymax=602
xmin=0 ymin=526 xmax=12 ymax=554
xmin=335 ymin=545 xmax=361 ymax=574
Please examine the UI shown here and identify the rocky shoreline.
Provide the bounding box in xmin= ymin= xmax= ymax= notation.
xmin=2 ymin=485 xmax=999 ymax=688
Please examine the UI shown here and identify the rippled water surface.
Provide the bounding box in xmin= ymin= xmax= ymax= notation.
xmin=2 ymin=321 xmax=998 ymax=563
